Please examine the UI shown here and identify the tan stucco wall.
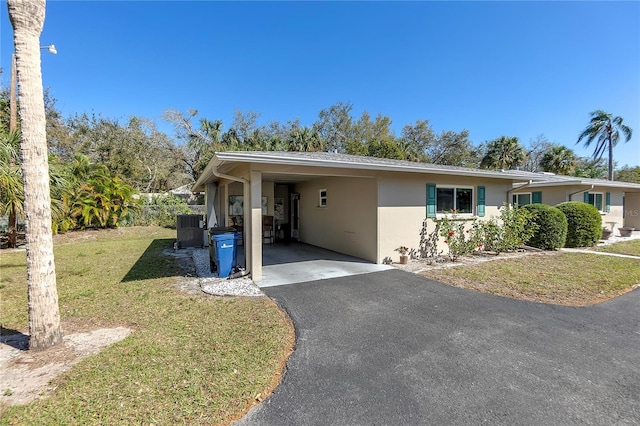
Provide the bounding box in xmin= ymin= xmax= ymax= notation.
xmin=294 ymin=176 xmax=378 ymax=262
xmin=623 ymin=192 xmax=640 ymax=229
xmin=512 ymin=185 xmax=629 ymax=235
xmin=377 ymin=174 xmax=512 ymax=264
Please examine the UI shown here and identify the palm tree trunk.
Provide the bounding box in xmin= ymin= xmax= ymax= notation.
xmin=8 ymin=207 xmax=18 ymax=248
xmin=607 ymin=126 xmax=614 ymax=181
xmin=8 ymin=0 xmax=63 ymax=351
xmin=608 ymin=138 xmax=614 ymax=181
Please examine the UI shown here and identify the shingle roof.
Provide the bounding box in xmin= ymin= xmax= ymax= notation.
xmin=193 ymin=151 xmax=640 ymax=192
xmin=214 ymin=150 xmax=524 ymax=178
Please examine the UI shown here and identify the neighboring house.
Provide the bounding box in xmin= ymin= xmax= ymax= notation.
xmin=192 ymin=151 xmax=640 ymax=282
xmin=509 ymin=171 xmax=640 ymax=233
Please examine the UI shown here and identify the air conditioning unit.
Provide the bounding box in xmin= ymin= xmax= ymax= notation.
xmin=176 ymin=214 xmax=204 ymax=248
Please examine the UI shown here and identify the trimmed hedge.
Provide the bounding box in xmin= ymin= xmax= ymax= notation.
xmin=555 ymin=201 xmax=602 ymax=248
xmin=521 ymin=204 xmax=567 ymax=250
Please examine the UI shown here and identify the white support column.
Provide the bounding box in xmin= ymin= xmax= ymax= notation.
xmin=249 ymin=170 xmax=263 ymax=281
xmin=205 ymin=182 xmax=219 ymax=228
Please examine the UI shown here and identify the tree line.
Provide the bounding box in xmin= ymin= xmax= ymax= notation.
xmin=1 ymin=89 xmax=638 ymax=247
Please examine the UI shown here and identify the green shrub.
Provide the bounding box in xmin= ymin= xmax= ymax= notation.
xmin=521 ymin=204 xmax=567 ymax=250
xmin=555 ymin=201 xmax=602 ymax=248
xmin=133 ymin=195 xmax=194 ymax=228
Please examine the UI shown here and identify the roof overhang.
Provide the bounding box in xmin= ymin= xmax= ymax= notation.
xmin=192 ymin=151 xmax=537 ymax=191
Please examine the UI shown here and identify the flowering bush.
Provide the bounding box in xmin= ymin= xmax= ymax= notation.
xmin=438 ymin=213 xmax=479 ymax=261
xmin=417 ymin=204 xmax=537 ymax=262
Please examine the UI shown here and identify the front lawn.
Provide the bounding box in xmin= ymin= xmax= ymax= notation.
xmin=594 ymin=239 xmax=640 ymax=257
xmin=420 ymin=251 xmax=640 ymax=306
xmin=0 ymin=226 xmax=294 ymax=424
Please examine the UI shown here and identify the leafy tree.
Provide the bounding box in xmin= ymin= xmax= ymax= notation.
xmin=615 ymin=165 xmax=640 ymax=184
xmin=540 ymin=145 xmax=577 ymax=175
xmin=66 ymin=113 xmax=185 ymax=191
xmin=480 ymin=136 xmax=526 ymax=170
xmin=57 ymin=155 xmax=139 ymax=230
xmin=522 ymin=135 xmax=555 ymax=172
xmin=398 ymin=119 xmax=435 ymax=162
xmin=368 ymin=138 xmax=404 ymax=159
xmin=286 ymin=124 xmax=323 ymax=152
xmin=570 ymin=156 xmax=608 ymax=179
xmin=314 ymin=101 xmax=356 ymax=153
xmin=0 ymin=130 xmax=22 ymax=247
xmin=8 ymin=0 xmax=63 ymax=350
xmin=577 ymin=110 xmax=633 ymax=181
xmin=429 ymin=130 xmax=481 ymax=167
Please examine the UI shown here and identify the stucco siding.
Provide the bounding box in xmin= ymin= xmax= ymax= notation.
xmin=625 ymin=193 xmax=640 ymax=229
xmin=377 ymin=174 xmax=511 ymax=264
xmin=516 ymin=186 xmax=629 ymax=235
xmin=294 ymin=177 xmax=378 ymax=262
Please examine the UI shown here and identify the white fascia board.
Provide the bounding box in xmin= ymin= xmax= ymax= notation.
xmin=214 ymin=152 xmax=531 ymax=182
xmin=524 ymin=180 xmax=640 ymax=191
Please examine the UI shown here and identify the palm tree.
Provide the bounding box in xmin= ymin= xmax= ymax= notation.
xmin=540 ymin=145 xmax=577 ymax=175
xmin=0 ymin=130 xmax=23 ymax=248
xmin=480 ymin=136 xmax=526 ymax=170
xmin=8 ymin=0 xmax=63 ymax=350
xmin=577 ymin=110 xmax=633 ymax=181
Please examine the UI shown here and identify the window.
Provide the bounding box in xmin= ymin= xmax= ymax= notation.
xmin=319 ymin=189 xmax=327 ymax=207
xmin=583 ymin=191 xmax=610 ymax=213
xmin=512 ymin=191 xmax=541 ymax=207
xmin=588 ymin=192 xmax=603 ymax=212
xmin=436 ymin=187 xmax=473 ymax=214
xmin=512 ymin=193 xmax=531 ymax=207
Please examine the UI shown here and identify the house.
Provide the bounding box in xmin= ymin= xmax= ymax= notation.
xmin=192 ymin=151 xmax=640 ymax=282
xmin=509 ymin=171 xmax=640 ymax=233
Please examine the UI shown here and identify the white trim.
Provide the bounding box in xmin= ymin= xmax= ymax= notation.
xmin=319 ymin=188 xmax=327 ymax=207
xmin=435 ymin=185 xmax=475 ymax=216
xmin=512 ymin=192 xmax=532 ymax=207
xmin=588 ymin=192 xmax=605 ymax=213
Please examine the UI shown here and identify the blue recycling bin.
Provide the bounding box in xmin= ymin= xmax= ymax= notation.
xmin=212 ymin=232 xmax=241 ymax=278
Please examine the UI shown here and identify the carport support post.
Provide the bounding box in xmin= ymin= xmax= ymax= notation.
xmin=247 ymin=170 xmax=263 ymax=281
xmin=205 ymin=182 xmax=218 ymax=228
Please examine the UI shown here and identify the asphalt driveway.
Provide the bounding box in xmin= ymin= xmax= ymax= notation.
xmin=235 ymin=269 xmax=640 ymax=425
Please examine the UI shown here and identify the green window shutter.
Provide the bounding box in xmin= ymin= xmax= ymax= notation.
xmin=583 ymin=191 xmax=590 ymax=203
xmin=426 ymin=183 xmax=437 ymax=218
xmin=605 ymin=192 xmax=610 ymax=213
xmin=532 ymin=191 xmax=542 ymax=204
xmin=426 ymin=184 xmax=437 ymax=218
xmin=477 ymin=186 xmax=486 ymax=217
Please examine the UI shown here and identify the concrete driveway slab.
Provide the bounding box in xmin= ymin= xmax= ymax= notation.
xmin=234 ymin=269 xmax=640 ymax=425
xmin=258 ymin=242 xmax=392 ymax=287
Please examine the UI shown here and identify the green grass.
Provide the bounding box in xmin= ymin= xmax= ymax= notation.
xmin=421 ymin=252 xmax=640 ymax=306
xmin=594 ymin=239 xmax=640 ymax=257
xmin=0 ymin=226 xmax=293 ymax=425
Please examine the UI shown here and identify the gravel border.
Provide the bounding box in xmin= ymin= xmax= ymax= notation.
xmin=191 ymin=248 xmax=263 ymax=297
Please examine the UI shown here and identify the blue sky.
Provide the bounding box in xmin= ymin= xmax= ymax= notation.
xmin=2 ymin=1 xmax=639 ymax=167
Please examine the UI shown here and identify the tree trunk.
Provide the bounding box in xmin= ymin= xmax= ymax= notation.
xmin=607 ymin=123 xmax=614 ymax=181
xmin=8 ymin=206 xmax=18 ymax=248
xmin=8 ymin=54 xmax=18 ymax=248
xmin=8 ymin=0 xmax=63 ymax=351
xmin=608 ymin=138 xmax=614 ymax=181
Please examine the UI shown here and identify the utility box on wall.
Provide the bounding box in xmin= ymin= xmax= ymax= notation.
xmin=176 ymin=214 xmax=204 ymax=248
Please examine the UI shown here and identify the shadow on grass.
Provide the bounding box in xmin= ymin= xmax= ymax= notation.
xmin=121 ymin=238 xmax=182 ymax=282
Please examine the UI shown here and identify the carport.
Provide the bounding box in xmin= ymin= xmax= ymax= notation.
xmin=235 ymin=241 xmax=392 ymax=287
xmin=192 ymin=152 xmax=385 ymax=283
xmin=191 ymin=151 xmax=534 ymax=283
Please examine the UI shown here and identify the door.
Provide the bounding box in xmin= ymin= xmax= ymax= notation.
xmin=291 ymin=192 xmax=300 ymax=241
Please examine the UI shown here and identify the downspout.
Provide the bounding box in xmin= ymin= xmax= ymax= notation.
xmin=213 ymin=169 xmax=248 ymax=184
xmin=568 ymin=185 xmax=594 ymax=202
xmin=211 ymin=167 xmax=249 ymax=275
